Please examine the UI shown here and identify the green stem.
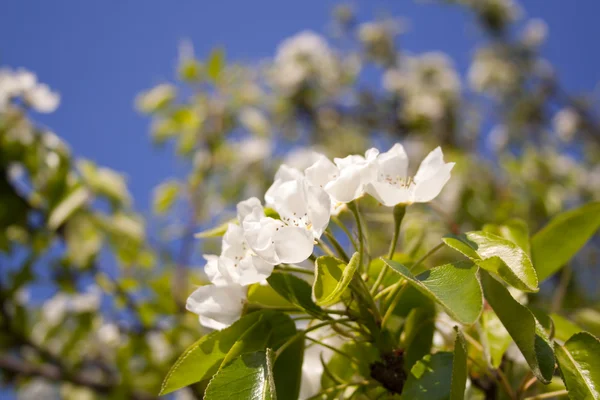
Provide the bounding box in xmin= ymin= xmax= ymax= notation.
xmin=370 ymin=204 xmax=406 ymax=296
xmin=324 ymin=230 xmax=350 ymax=262
xmin=317 ymin=239 xmax=336 ymax=257
xmin=411 ymin=242 xmax=444 ymax=273
xmin=523 ymin=390 xmax=568 ymax=400
xmin=274 ymin=265 xmax=313 ymax=275
xmin=305 ymin=336 xmax=361 ymax=364
xmin=373 ymin=282 xmax=398 ymax=301
xmin=305 ymin=381 xmax=371 ymax=400
xmin=381 ymin=282 xmax=408 ymax=329
xmin=274 ymin=318 xmax=353 ymax=360
xmin=348 ymin=201 xmax=365 ymax=272
xmin=332 ymin=216 xmax=359 ymax=251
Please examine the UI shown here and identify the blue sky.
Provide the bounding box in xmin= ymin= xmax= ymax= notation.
xmin=1 ymin=0 xmax=599 ymax=214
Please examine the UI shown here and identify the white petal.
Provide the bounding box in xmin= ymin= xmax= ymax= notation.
xmin=186 ymin=285 xmax=246 ymax=330
xmin=412 ymin=162 xmax=455 ymax=203
xmin=325 ymin=162 xmax=376 ymax=203
xmin=204 ymin=255 xmax=227 ymax=285
xmin=305 ymin=183 xmax=331 ymax=238
xmin=273 ymin=226 xmax=315 ymax=264
xmin=365 ymin=181 xmax=412 ymax=207
xmin=414 ymin=147 xmax=446 ymax=182
xmin=237 ymin=197 xmax=263 ymax=223
xmin=265 ymin=165 xmax=303 ymax=205
xmin=221 ymin=223 xmax=249 ymax=262
xmin=376 ymin=143 xmax=409 ymax=180
xmin=236 ymin=255 xmax=275 ymax=286
xmin=243 ymin=214 xmax=281 ymax=264
xmin=304 ymin=156 xmax=338 ymax=188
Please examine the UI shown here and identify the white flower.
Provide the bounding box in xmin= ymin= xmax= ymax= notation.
xmin=206 ymin=223 xmax=275 ymax=286
xmin=324 ymin=149 xmax=379 ymax=203
xmin=240 ymin=197 xmax=316 ymax=265
xmin=365 ymin=144 xmax=455 ymax=206
xmin=97 ymin=323 xmax=120 ymax=347
xmin=284 ymin=147 xmax=325 ymax=171
xmin=0 ymin=68 xmax=60 ymax=113
xmin=522 ymin=18 xmax=548 ymax=47
xmin=272 ymin=31 xmax=340 ymax=94
xmin=186 ymin=284 xmax=246 ymax=330
xmin=553 ymin=108 xmax=579 ymax=142
xmin=25 ymin=83 xmax=60 ymax=113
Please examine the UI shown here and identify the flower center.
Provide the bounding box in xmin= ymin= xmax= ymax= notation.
xmin=380 ymin=173 xmax=415 ymax=189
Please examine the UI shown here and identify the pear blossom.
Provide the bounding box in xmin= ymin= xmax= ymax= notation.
xmin=186 ymin=283 xmax=246 ymax=330
xmin=0 ymin=68 xmax=60 ymax=113
xmin=365 ymin=145 xmax=454 ymax=206
xmin=240 ymin=196 xmax=316 ymax=265
xmin=324 ymin=148 xmax=379 ymax=203
xmin=205 ymin=223 xmax=275 ymax=286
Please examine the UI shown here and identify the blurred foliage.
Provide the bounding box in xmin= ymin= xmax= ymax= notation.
xmin=1 ymin=0 xmax=599 ymax=398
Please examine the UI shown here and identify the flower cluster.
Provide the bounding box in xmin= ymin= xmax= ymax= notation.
xmin=187 ymin=144 xmax=454 ymax=330
xmin=0 ymin=68 xmax=60 ymax=113
xmin=383 ymin=52 xmax=461 ymax=123
xmin=270 ymin=31 xmax=343 ymax=96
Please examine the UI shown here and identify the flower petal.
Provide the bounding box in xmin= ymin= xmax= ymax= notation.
xmin=273 ymin=226 xmax=315 ymax=264
xmin=376 ymin=143 xmax=409 ymax=180
xmin=186 ymin=284 xmax=246 ymax=330
xmin=237 ymin=197 xmax=263 ymax=224
xmin=305 ymin=156 xmax=339 ymax=189
xmin=412 ymin=162 xmax=455 ymax=203
xmin=365 ymin=181 xmax=412 ymax=207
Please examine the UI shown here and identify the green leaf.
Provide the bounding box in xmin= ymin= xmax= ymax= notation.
xmin=450 ymin=328 xmax=468 ymax=400
xmin=402 ymin=308 xmax=435 ymax=369
xmin=483 ymin=218 xmax=530 ymax=256
xmin=555 ymin=332 xmax=600 ymax=400
xmin=313 ymin=253 xmax=359 ymax=307
xmin=481 ymin=309 xmax=512 ymax=368
xmin=272 ymin=332 xmax=304 ymax=400
xmin=401 ymin=352 xmax=453 ymax=400
xmin=481 ymin=272 xmax=555 ymax=383
xmin=48 ymin=186 xmax=90 ymax=230
xmin=194 ymin=219 xmax=236 ymax=239
xmin=383 ymin=259 xmax=483 ymax=325
xmin=207 ymin=48 xmax=225 ymax=82
xmin=159 ymin=311 xmax=294 ymax=395
xmin=204 ymin=350 xmax=276 ymax=400
xmin=247 ymin=284 xmax=294 ymax=309
xmin=443 ymin=231 xmax=538 ymax=292
xmin=267 ymin=272 xmax=323 ymax=317
xmin=532 ymin=202 xmax=600 ymax=282
xmin=152 ymin=181 xmax=179 ymax=215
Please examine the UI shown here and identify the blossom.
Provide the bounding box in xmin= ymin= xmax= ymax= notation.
xmin=186 ymin=284 xmax=246 ymax=330
xmin=241 ymin=197 xmax=316 ymax=265
xmin=205 ymin=223 xmax=275 ymax=286
xmin=271 ymin=31 xmax=340 ymax=94
xmin=24 ymin=83 xmax=60 ymax=113
xmin=324 ymin=149 xmax=379 ymax=203
xmin=0 ymin=68 xmax=60 ymax=113
xmin=365 ymin=144 xmax=454 ymax=206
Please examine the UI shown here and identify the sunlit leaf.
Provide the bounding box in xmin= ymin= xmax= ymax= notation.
xmin=204 ymin=350 xmax=276 ymax=400
xmin=443 ymin=231 xmax=538 ymax=292
xmin=384 ymin=259 xmax=483 ymax=325
xmin=159 ymin=311 xmax=294 ymax=395
xmin=481 ymin=272 xmax=555 ymax=383
xmin=267 ymin=272 xmax=323 ymax=317
xmin=555 ymin=332 xmax=600 ymax=400
xmin=532 ymin=202 xmax=600 ymax=282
